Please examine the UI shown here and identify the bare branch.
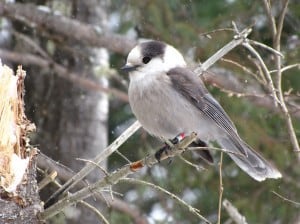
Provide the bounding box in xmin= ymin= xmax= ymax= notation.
xmin=0 ymin=49 xmax=129 ymax=102
xmin=38 ymin=171 xmax=57 ymax=191
xmin=195 ymin=27 xmax=252 ymax=74
xmin=270 ymin=63 xmax=300 ymax=73
xmin=203 ymin=68 xmax=300 ymax=118
xmin=79 ymin=201 xmax=110 ymax=224
xmin=220 ymin=58 xmax=266 ymax=84
xmin=37 ymin=153 xmax=80 ymax=184
xmin=45 ymin=120 xmax=141 ymax=208
xmin=121 ymin=178 xmax=211 ymax=224
xmin=105 ymin=196 xmax=148 ymax=224
xmin=0 ymin=3 xmax=135 ymax=54
xmin=199 ymin=28 xmax=235 ymax=39
xmin=217 ymin=152 xmax=224 ymax=224
xmin=262 ymin=0 xmax=276 ymax=38
xmin=276 ymin=5 xmax=300 ymax=155
xmin=272 ymin=191 xmax=300 ymax=207
xmin=38 ymin=153 xmax=148 ymax=224
xmin=178 ymin=155 xmax=206 ymax=171
xmin=248 ymin=39 xmax=284 ymax=58
xmin=261 ymin=3 xmax=297 ymax=157
xmin=76 ymin=158 xmax=109 ymax=176
xmin=275 ymin=0 xmax=290 ymax=48
xmin=40 ymin=133 xmax=198 ymax=220
xmin=242 ymin=42 xmax=279 ymax=106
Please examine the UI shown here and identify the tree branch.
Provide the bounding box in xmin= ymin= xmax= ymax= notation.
xmin=0 ymin=3 xmax=136 ymax=54
xmin=217 ymin=152 xmax=224 ymax=224
xmin=40 ymin=133 xmax=198 ymax=220
xmin=44 ymin=120 xmax=141 ymax=208
xmin=121 ymin=178 xmax=210 ymax=224
xmin=263 ymin=0 xmax=300 ymax=155
xmin=37 ymin=153 xmax=148 ymax=224
xmin=0 ymin=49 xmax=129 ymax=102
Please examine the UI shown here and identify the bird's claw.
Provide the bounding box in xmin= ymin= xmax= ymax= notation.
xmin=155 ymin=144 xmax=170 ymax=162
xmin=155 ymin=133 xmax=185 ymax=162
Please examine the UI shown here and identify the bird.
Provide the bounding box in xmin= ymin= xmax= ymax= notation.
xmin=121 ymin=40 xmax=282 ymax=181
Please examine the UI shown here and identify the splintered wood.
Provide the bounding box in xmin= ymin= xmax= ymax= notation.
xmin=0 ymin=64 xmax=34 ymax=192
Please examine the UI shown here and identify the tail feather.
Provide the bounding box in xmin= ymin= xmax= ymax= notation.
xmin=218 ymin=137 xmax=282 ymax=181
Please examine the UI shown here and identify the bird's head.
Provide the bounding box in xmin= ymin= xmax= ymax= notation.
xmin=121 ymin=40 xmax=186 ymax=78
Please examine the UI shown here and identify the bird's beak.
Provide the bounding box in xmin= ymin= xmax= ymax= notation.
xmin=121 ymin=63 xmax=139 ymax=73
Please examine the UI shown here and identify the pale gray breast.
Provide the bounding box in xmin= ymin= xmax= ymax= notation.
xmin=128 ymin=73 xmax=218 ymax=140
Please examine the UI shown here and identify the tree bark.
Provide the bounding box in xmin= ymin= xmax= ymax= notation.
xmin=0 ymin=64 xmax=42 ymax=224
xmin=17 ymin=0 xmax=110 ymax=223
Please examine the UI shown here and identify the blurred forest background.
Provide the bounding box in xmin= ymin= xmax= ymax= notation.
xmin=0 ymin=0 xmax=300 ymax=223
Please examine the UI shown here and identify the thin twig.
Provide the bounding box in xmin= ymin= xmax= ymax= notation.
xmin=37 ymin=167 xmax=63 ymax=189
xmin=269 ymin=63 xmax=300 ymax=73
xmin=248 ymin=39 xmax=284 ymax=57
xmin=40 ymin=133 xmax=198 ymax=220
xmin=195 ymin=27 xmax=252 ymax=74
xmin=121 ymin=178 xmax=211 ymax=224
xmin=79 ymin=200 xmax=110 ymax=224
xmin=37 ymin=134 xmax=147 ymax=223
xmin=115 ymin=149 xmax=132 ymax=163
xmin=217 ymin=152 xmax=224 ymax=224
xmin=76 ymin=158 xmax=109 ymax=176
xmin=262 ymin=0 xmax=276 ymax=38
xmin=45 ymin=120 xmax=141 ymax=207
xmin=242 ymin=42 xmax=279 ymax=106
xmin=247 ymin=55 xmax=268 ymax=85
xmin=38 ymin=171 xmax=57 ymax=191
xmin=199 ymin=28 xmax=235 ymax=38
xmin=270 ymin=0 xmax=300 ymax=155
xmin=275 ymin=0 xmax=290 ymax=48
xmin=178 ymin=155 xmax=206 ymax=171
xmin=220 ymin=58 xmax=265 ymax=85
xmin=272 ymin=191 xmax=300 ymax=207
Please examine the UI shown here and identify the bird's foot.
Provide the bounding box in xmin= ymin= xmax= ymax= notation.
xmin=155 ymin=133 xmax=185 ymax=162
xmin=155 ymin=144 xmax=171 ymax=162
xmin=170 ymin=132 xmax=185 ymax=145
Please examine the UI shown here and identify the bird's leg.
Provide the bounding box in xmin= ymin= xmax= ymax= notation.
xmin=155 ymin=133 xmax=185 ymax=162
xmin=170 ymin=133 xmax=185 ymax=145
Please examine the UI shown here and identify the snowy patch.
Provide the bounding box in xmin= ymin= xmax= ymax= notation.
xmin=151 ymin=165 xmax=168 ymax=179
xmin=4 ymin=154 xmax=29 ymax=193
xmin=107 ymin=12 xmax=120 ymax=31
xmin=182 ymin=188 xmax=199 ymax=205
xmin=125 ymin=189 xmax=139 ymax=202
xmin=149 ymin=203 xmax=167 ymax=222
xmin=142 ymin=188 xmax=156 ymax=200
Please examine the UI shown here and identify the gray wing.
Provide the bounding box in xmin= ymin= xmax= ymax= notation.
xmin=167 ymin=67 xmax=247 ymax=155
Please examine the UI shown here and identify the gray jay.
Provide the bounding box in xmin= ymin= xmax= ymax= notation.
xmin=122 ymin=40 xmax=282 ymax=181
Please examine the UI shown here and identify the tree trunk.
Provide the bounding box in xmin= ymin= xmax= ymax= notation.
xmin=22 ymin=0 xmax=110 ymax=222
xmin=0 ymin=64 xmax=42 ymax=223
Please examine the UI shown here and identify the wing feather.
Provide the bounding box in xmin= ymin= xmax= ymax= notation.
xmin=167 ymin=67 xmax=247 ymax=155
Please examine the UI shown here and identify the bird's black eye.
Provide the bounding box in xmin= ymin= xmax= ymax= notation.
xmin=142 ymin=56 xmax=151 ymax=64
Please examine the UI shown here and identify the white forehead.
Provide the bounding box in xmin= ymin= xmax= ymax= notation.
xmin=126 ymin=45 xmax=142 ymax=64
xmin=126 ymin=41 xmax=187 ymax=69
